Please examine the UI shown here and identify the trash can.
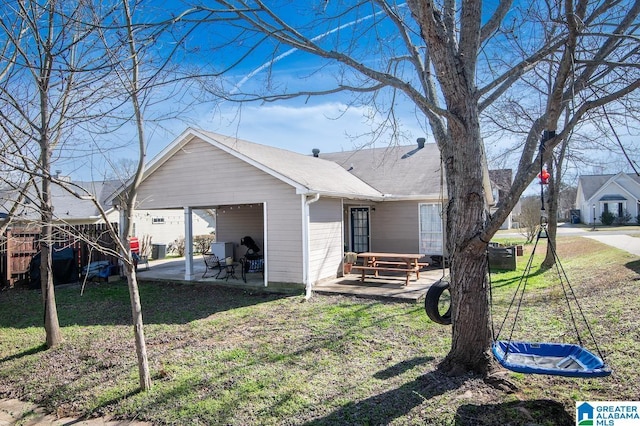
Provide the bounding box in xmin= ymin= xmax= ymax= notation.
xmin=152 ymin=244 xmax=166 ymax=260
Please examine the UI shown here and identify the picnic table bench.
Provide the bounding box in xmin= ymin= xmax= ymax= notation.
xmin=351 ymin=252 xmax=427 ymax=286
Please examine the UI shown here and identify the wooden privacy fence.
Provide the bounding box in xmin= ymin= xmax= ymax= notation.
xmin=0 ymin=223 xmax=120 ymax=287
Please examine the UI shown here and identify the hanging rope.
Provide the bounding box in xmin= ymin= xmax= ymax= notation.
xmin=488 ymin=130 xmax=610 ymax=376
xmin=439 ymin=154 xmax=447 ymax=277
xmin=492 ymin=222 xmax=603 ymax=357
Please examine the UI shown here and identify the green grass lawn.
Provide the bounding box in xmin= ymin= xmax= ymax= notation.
xmin=0 ymin=236 xmax=638 ymax=425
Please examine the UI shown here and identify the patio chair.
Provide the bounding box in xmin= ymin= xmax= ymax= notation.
xmin=202 ymin=252 xmax=222 ymax=278
xmin=240 ymin=256 xmax=264 ymax=283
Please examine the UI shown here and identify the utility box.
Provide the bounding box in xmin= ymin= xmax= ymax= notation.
xmin=488 ymin=246 xmax=517 ymax=271
xmin=211 ymin=242 xmax=234 ymax=260
xmin=152 ymin=244 xmax=166 ymax=260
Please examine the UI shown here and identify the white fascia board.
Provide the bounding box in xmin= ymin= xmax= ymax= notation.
xmin=380 ymin=193 xmax=444 ymax=201
xmin=590 ymin=178 xmax=637 ymax=204
xmin=295 ymin=187 xmax=384 ymax=201
xmin=143 ymin=129 xmax=198 ymax=180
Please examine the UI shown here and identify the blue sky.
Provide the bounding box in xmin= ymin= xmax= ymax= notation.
xmin=62 ymin=1 xmax=433 ymax=181
xmin=58 ymin=1 xmax=638 ymax=187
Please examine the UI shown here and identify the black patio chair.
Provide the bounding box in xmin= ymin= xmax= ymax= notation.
xmin=240 ymin=256 xmax=264 ymax=283
xmin=202 ymin=252 xmax=222 ymax=278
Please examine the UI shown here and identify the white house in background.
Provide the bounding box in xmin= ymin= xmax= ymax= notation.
xmin=0 ymin=178 xmax=215 ymax=251
xmin=575 ymin=172 xmax=640 ymax=224
xmin=488 ymin=169 xmax=516 ymax=230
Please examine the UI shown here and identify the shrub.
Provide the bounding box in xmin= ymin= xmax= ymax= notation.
xmin=614 ymin=210 xmax=632 ymax=225
xmin=344 ymin=252 xmax=358 ymax=264
xmin=600 ymin=211 xmax=616 ymax=226
xmin=169 ymin=236 xmax=185 ymax=257
xmin=193 ymin=234 xmax=216 ymax=254
xmin=139 ymin=234 xmax=152 ymax=257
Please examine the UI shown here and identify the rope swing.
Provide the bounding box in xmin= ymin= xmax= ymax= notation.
xmin=490 ymin=131 xmax=611 ymax=377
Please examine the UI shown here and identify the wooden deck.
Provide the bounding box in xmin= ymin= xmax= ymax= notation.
xmin=313 ymin=267 xmax=446 ymax=302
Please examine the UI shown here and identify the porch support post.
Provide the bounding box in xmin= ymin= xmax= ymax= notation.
xmin=262 ymin=202 xmax=268 ymax=287
xmin=303 ymin=193 xmax=320 ymax=299
xmin=184 ymin=206 xmax=194 ymax=280
xmin=118 ymin=207 xmax=126 ymax=276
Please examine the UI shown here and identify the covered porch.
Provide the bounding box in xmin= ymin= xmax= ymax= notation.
xmin=136 ymin=257 xmax=445 ymax=302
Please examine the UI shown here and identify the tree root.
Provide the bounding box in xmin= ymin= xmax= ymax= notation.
xmin=438 ymin=356 xmax=519 ymax=393
xmin=484 ymin=370 xmax=519 ymax=393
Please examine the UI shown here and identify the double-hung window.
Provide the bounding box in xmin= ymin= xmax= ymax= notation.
xmin=419 ymin=203 xmax=444 ymax=255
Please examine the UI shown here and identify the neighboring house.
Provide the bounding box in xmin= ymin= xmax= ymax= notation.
xmin=128 ymin=128 xmax=499 ymax=292
xmin=0 ymin=176 xmax=215 ymax=252
xmin=575 ymin=172 xmax=640 ymax=225
xmin=488 ymin=169 xmax=515 ymax=229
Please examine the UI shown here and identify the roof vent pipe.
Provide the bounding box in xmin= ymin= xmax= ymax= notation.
xmin=417 ymin=138 xmax=426 ymax=149
xmin=312 ymin=148 xmax=320 ymax=157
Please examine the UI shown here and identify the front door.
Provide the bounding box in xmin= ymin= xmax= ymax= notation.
xmin=350 ymin=207 xmax=370 ymax=252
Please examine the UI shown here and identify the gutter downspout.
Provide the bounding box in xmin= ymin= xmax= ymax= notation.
xmin=303 ymin=193 xmax=320 ymax=299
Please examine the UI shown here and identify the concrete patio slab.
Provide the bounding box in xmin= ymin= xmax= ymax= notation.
xmin=135 ymin=257 xmax=446 ymax=303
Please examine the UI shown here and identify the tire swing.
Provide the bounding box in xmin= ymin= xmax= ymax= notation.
xmin=424 ymin=278 xmax=451 ymax=325
xmin=491 ymin=133 xmax=611 ymax=378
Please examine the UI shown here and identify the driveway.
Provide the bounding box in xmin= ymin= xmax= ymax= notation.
xmin=501 ymin=224 xmax=640 ymax=257
xmin=583 ymin=234 xmax=640 ymax=256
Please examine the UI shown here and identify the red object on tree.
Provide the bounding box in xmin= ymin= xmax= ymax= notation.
xmin=538 ymin=169 xmax=550 ymax=184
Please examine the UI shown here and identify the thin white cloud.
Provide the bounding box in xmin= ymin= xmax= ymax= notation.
xmin=197 ymin=101 xmax=427 ymax=155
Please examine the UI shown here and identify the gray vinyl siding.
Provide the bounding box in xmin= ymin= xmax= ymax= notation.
xmin=308 ymin=198 xmax=343 ymax=283
xmin=137 ymin=137 xmax=303 ymax=284
xmin=370 ymin=201 xmax=422 ymax=253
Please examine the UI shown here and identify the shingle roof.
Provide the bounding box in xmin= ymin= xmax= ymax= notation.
xmin=317 ymin=143 xmax=444 ymax=198
xmin=51 ymin=180 xmax=121 ymax=218
xmin=0 ymin=179 xmax=120 ymax=221
xmin=578 ymin=173 xmax=640 ymax=201
xmin=196 ymin=130 xmax=384 ymax=199
xmin=578 ymin=174 xmax=616 ymax=200
xmin=488 ymin=169 xmax=512 ymax=192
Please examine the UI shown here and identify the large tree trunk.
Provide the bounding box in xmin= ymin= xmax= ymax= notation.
xmin=41 ymin=224 xmax=62 ymax=348
xmin=438 ymin=105 xmax=493 ymax=376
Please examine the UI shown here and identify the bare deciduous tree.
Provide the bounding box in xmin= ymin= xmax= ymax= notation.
xmin=517 ymin=196 xmax=543 ymax=244
xmin=0 ymin=0 xmax=118 ymax=347
xmin=0 ymin=0 xmax=166 ymax=390
xmin=178 ymin=0 xmax=640 ymax=376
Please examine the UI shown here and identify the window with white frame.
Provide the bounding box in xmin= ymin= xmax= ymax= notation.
xmin=419 ymin=203 xmax=444 ymax=255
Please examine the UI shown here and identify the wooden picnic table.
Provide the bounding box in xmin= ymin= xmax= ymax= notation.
xmin=351 ymin=252 xmax=427 ymax=286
